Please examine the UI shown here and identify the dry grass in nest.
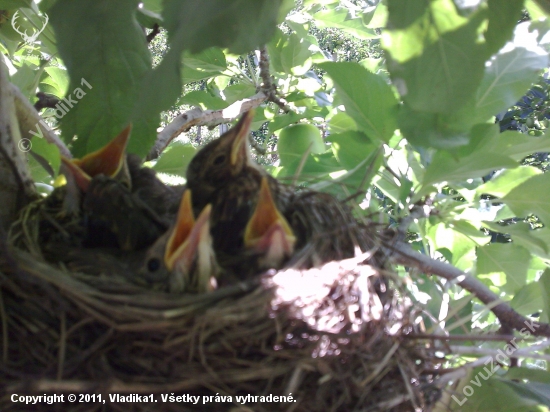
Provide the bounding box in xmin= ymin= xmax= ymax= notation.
xmin=1 ymin=207 xmax=443 ymax=411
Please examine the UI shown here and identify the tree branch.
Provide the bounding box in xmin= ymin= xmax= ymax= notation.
xmin=0 ymin=55 xmax=37 ymax=230
xmin=11 ymin=84 xmax=71 ymax=158
xmin=384 ymin=240 xmax=550 ymax=337
xmin=146 ymin=92 xmax=267 ymax=161
xmin=258 ymin=46 xmax=291 ymax=113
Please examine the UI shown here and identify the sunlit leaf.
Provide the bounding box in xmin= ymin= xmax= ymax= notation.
xmin=476 ymin=167 xmax=542 ymax=198
xmin=511 ymin=283 xmax=544 ymax=316
xmin=502 ymin=173 xmax=550 ymax=226
xmin=313 ymin=6 xmax=377 ymax=40
xmin=483 ymin=222 xmax=549 ymax=259
xmin=320 ymin=61 xmax=398 ymax=142
xmin=423 ymin=150 xmax=517 ymax=187
xmin=474 ymin=48 xmax=548 ymax=123
xmin=153 ymin=143 xmax=196 ymax=177
xmin=327 ymin=130 xmax=375 ymax=169
xmin=477 ymin=243 xmax=530 ymax=294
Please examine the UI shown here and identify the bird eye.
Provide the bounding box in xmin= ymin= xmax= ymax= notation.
xmin=213 ymin=154 xmax=226 ymax=165
xmin=147 ymin=258 xmax=161 ymax=272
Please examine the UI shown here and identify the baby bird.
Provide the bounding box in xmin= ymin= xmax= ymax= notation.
xmin=139 ymin=190 xmax=219 ymax=293
xmin=59 ymin=126 xmax=182 ymax=251
xmin=186 ymin=111 xmax=293 ymax=258
xmin=186 ymin=110 xmax=377 ymax=271
xmin=243 ymin=177 xmax=296 ymax=270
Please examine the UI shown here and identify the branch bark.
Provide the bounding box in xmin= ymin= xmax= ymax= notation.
xmin=0 ymin=55 xmax=37 ymax=230
xmin=11 ymin=85 xmax=71 ymax=158
xmin=385 ymin=240 xmax=550 ymax=337
xmin=146 ymin=92 xmax=267 ymax=161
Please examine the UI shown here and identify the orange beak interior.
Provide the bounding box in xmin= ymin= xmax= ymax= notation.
xmin=72 ymin=124 xmax=131 ymax=178
xmin=244 ymin=177 xmax=295 ymax=249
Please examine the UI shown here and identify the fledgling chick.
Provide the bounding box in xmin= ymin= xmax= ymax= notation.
xmin=140 ymin=190 xmax=219 ymax=293
xmin=243 ymin=177 xmax=296 ymax=270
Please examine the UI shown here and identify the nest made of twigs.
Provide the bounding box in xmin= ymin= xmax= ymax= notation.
xmin=1 ymin=203 xmax=443 ymax=412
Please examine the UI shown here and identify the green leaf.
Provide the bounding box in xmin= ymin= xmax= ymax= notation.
xmin=541 ymin=269 xmax=550 ymax=324
xmin=483 ymin=222 xmax=549 ymax=259
xmin=0 ymin=0 xmax=33 ymax=8
xmin=277 ymin=123 xmax=326 ymax=167
xmin=28 ymin=151 xmax=52 ymax=185
xmin=387 ymin=11 xmax=487 ymax=114
xmin=363 ymin=2 xmax=388 ymax=29
xmin=511 ymin=283 xmax=544 ymax=316
xmin=29 ymin=135 xmax=60 ymax=178
xmin=136 ymin=7 xmax=162 ymax=28
xmin=11 ymin=62 xmax=41 ymax=99
xmin=276 ymin=151 xmax=341 ymax=181
xmin=268 ymin=111 xmax=307 ymax=133
xmin=277 ymin=0 xmax=294 ymax=23
xmin=458 ymin=375 xmax=547 ymax=411
xmin=42 ymin=66 xmax=69 ymax=97
xmin=372 ymin=169 xmax=401 ymax=203
xmin=184 ymin=47 xmax=227 ymax=72
xmin=163 ymin=0 xmax=281 ymax=55
xmin=485 ymin=0 xmax=525 ymax=55
xmin=505 ymin=368 xmax=550 ymax=385
xmin=266 ymin=28 xmax=286 ymax=74
xmin=474 ymin=48 xmax=548 ymax=123
xmin=223 ymin=83 xmax=258 ymax=105
xmin=502 ymin=173 xmax=550 ymax=226
xmin=319 ymin=61 xmax=398 ymax=142
xmin=480 ymin=130 xmax=550 ymax=162
xmin=476 ymin=167 xmax=542 ymax=198
xmin=323 ymin=151 xmax=383 ymax=199
xmin=397 ymin=105 xmax=473 ymax=149
xmin=327 ymin=112 xmax=357 ymax=133
xmin=386 ymin=0 xmax=430 ymax=30
xmin=313 ymin=6 xmax=377 ymax=40
xmin=50 ymin=0 xmax=154 ymax=158
xmin=476 ymin=243 xmax=530 ymax=294
xmin=423 ymin=148 xmax=517 ymax=187
xmin=426 ymin=222 xmax=482 ymax=271
xmin=181 ymin=48 xmax=228 ymax=83
xmin=177 ymin=90 xmax=226 ymax=110
xmin=141 ymin=0 xmax=163 ymax=14
xmin=152 ymin=143 xmax=196 ymax=177
xmin=327 ymin=131 xmax=376 ymax=170
xmin=498 ymin=378 xmax=550 ymax=408
xmin=268 ymin=30 xmax=313 ymax=76
xmin=281 ymin=32 xmax=313 ymax=75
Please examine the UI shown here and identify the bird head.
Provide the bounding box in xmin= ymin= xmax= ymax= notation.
xmin=60 ymin=125 xmax=132 ymax=192
xmin=244 ymin=177 xmax=296 ymax=269
xmin=186 ymin=110 xmax=257 ymax=205
xmin=140 ymin=190 xmax=218 ymax=293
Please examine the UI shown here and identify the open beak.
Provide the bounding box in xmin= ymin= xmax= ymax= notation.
xmin=229 ymin=110 xmax=255 ymax=167
xmin=73 ymin=124 xmax=131 ymax=178
xmin=244 ymin=177 xmax=296 ymax=267
xmin=165 ymin=190 xmax=196 ymax=270
xmin=61 ymin=125 xmax=132 ymax=192
xmin=61 ymin=156 xmax=92 ymax=192
xmin=164 ymin=191 xmax=216 ymax=292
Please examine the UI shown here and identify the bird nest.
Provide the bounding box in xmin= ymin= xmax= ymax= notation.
xmin=1 ymin=212 xmax=442 ymax=412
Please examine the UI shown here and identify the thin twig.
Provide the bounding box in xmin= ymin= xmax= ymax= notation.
xmin=258 ymin=46 xmax=291 ymax=113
